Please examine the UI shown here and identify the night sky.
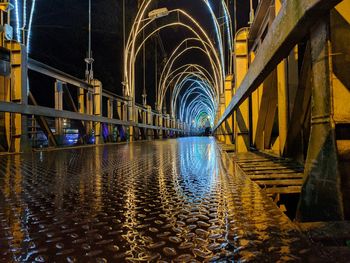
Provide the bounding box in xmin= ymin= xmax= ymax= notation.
xmin=27 ymin=0 xmax=255 ymax=109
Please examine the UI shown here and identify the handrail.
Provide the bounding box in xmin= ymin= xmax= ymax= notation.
xmin=0 ymin=101 xmax=184 ymax=132
xmin=102 ymin=89 xmax=127 ymax=102
xmin=26 ymin=59 xmax=189 ymax=131
xmin=28 ymin=58 xmax=92 ymax=90
xmin=214 ymin=0 xmax=341 ymax=131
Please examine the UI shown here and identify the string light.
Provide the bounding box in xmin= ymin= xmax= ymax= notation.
xmin=13 ymin=0 xmax=21 ymax=42
xmin=11 ymin=0 xmax=36 ymax=53
xmin=27 ymin=0 xmax=36 ymax=53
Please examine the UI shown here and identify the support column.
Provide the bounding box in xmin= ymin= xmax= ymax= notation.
xmin=219 ymin=93 xmax=226 ymax=142
xmin=127 ymin=97 xmax=134 ymax=142
xmin=78 ymin=88 xmax=85 ymax=114
xmin=297 ymin=20 xmax=344 ymax=221
xmin=93 ymin=79 xmax=103 ymax=144
xmin=142 ymin=108 xmax=146 ymax=124
xmin=55 ymin=81 xmax=64 ymax=143
xmin=165 ymin=114 xmax=170 ymax=138
xmin=158 ymin=113 xmax=163 ymax=139
xmin=7 ymin=42 xmax=29 ymax=152
xmin=107 ymin=98 xmax=113 ymax=142
xmin=251 ymin=84 xmax=262 ymax=146
xmin=0 ymin=49 xmax=11 ymax=151
xmin=146 ymin=106 xmax=153 ymax=140
xmin=86 ymin=91 xmax=93 ymax=142
xmin=234 ymin=29 xmax=250 ymax=152
xmin=224 ymin=75 xmax=234 ymax=144
xmin=177 ymin=119 xmax=181 ymax=137
xmin=276 ymin=60 xmax=288 ymax=155
xmin=116 ymin=101 xmax=122 ymax=120
xmin=77 ymin=87 xmax=86 ymax=143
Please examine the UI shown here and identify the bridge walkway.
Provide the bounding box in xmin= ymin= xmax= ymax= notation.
xmin=0 ymin=138 xmax=334 ymax=262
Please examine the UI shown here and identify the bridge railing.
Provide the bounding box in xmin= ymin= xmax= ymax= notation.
xmin=0 ymin=52 xmax=186 ymax=151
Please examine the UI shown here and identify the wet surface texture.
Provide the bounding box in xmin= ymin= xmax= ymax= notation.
xmin=0 ymin=138 xmax=321 ymax=262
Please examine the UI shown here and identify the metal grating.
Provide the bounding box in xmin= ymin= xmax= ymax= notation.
xmin=0 ymin=138 xmax=327 ymax=262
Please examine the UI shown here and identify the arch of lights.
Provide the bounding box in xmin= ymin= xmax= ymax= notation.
xmin=124 ymin=0 xmax=233 ymax=93
xmin=164 ymin=69 xmax=215 ymax=106
xmin=125 ymin=9 xmax=224 ymax=99
xmin=157 ymin=38 xmax=221 ymax=110
xmin=157 ymin=37 xmax=220 ymax=88
xmin=165 ymin=64 xmax=216 ymax=90
xmin=172 ymin=74 xmax=217 ymax=115
xmin=134 ymin=25 xmax=220 ymax=85
xmin=161 ymin=66 xmax=217 ymax=112
xmin=185 ymin=96 xmax=215 ymax=129
xmin=176 ymin=78 xmax=217 ymax=128
xmin=167 ymin=66 xmax=217 ymax=115
xmin=124 ymin=0 xmax=233 ymax=129
xmin=158 ymin=42 xmax=218 ymax=129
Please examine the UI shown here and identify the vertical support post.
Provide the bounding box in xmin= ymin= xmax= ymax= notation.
xmin=78 ymin=87 xmax=85 ymax=143
xmin=158 ymin=113 xmax=163 ymax=139
xmin=219 ymin=93 xmax=226 ymax=142
xmin=249 ymin=51 xmax=263 ymax=147
xmin=117 ymin=101 xmax=122 ymax=120
xmin=78 ymin=88 xmax=85 ymax=114
xmin=1 ymin=50 xmax=11 ymax=151
xmin=55 ymin=80 xmax=64 ymax=142
xmin=146 ymin=105 xmax=153 ymax=140
xmin=251 ymin=88 xmax=262 ymax=146
xmin=224 ymin=75 xmax=234 ymax=144
xmin=215 ymin=108 xmax=220 ymax=139
xmin=277 ymin=59 xmax=288 ymax=155
xmin=122 ymin=101 xmax=128 ymax=141
xmin=107 ymin=98 xmax=113 ymax=141
xmin=142 ymin=107 xmax=146 ymax=124
xmin=93 ymin=79 xmax=102 ymax=144
xmin=86 ymin=90 xmax=93 ymax=143
xmin=297 ymin=20 xmax=344 ymax=221
xmin=7 ymin=42 xmax=29 ymax=152
xmin=123 ymin=101 xmax=128 ymax=121
xmin=234 ymin=29 xmax=250 ymax=152
xmin=275 ymin=0 xmax=298 ymax=156
xmin=127 ymin=97 xmax=134 ymax=142
xmin=117 ymin=100 xmax=124 ymax=141
xmin=165 ymin=114 xmax=170 ymax=138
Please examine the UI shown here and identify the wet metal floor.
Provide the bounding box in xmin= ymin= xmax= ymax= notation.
xmin=0 ymin=138 xmax=322 ymax=262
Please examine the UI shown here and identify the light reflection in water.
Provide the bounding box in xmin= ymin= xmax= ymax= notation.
xmin=0 ymin=138 xmax=321 ymax=262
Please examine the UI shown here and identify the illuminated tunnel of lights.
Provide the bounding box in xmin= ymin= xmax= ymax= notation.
xmin=11 ymin=0 xmax=36 ymax=53
xmin=157 ymin=38 xmax=219 ymax=131
xmin=157 ymin=37 xmax=221 ymax=103
xmin=125 ymin=1 xmax=233 ymax=133
xmin=175 ymin=77 xmax=217 ymax=129
xmin=125 ymin=0 xmax=233 ymax=92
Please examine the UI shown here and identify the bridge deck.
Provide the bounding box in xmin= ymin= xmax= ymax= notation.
xmin=0 ymin=138 xmax=327 ymax=262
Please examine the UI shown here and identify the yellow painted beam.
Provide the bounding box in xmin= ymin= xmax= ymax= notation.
xmin=234 ymin=29 xmax=250 ymax=152
xmin=224 ymin=75 xmax=234 ymax=144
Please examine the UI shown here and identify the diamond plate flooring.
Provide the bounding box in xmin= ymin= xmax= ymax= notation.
xmin=0 ymin=137 xmax=324 ymax=262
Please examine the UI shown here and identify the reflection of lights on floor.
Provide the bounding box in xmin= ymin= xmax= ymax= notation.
xmin=0 ymin=138 xmax=321 ymax=262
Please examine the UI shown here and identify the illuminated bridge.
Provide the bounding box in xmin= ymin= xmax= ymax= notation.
xmin=0 ymin=0 xmax=350 ymax=262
